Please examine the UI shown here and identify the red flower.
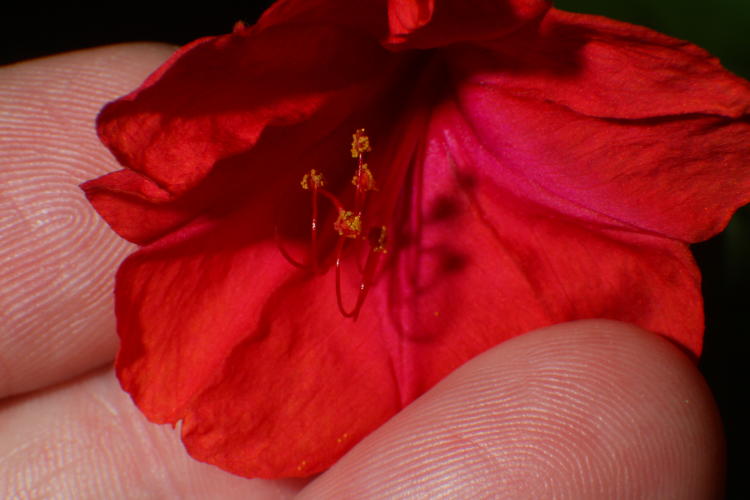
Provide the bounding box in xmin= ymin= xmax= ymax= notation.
xmin=83 ymin=0 xmax=750 ymax=479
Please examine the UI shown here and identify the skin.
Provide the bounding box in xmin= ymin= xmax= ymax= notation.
xmin=0 ymin=44 xmax=725 ymax=499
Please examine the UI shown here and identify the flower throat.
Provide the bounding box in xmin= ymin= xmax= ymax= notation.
xmin=278 ymin=129 xmax=388 ymax=319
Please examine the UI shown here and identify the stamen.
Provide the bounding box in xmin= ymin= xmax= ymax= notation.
xmin=301 ymin=169 xmax=325 ymax=190
xmin=351 ymin=128 xmax=372 ymax=158
xmin=368 ymin=226 xmax=388 ymax=253
xmin=279 ymin=129 xmax=390 ymax=319
xmin=274 ymin=225 xmax=309 ymax=270
xmin=334 ymin=210 xmax=362 ymax=239
xmin=301 ymin=169 xmax=325 ymax=272
xmin=334 ymin=225 xmax=388 ymax=319
xmin=352 ymin=163 xmax=377 ymax=192
xmin=351 ymin=129 xmax=374 ymax=212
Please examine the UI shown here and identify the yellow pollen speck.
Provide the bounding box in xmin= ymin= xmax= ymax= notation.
xmin=301 ymin=169 xmax=325 ymax=190
xmin=334 ymin=210 xmax=362 ymax=238
xmin=371 ymin=225 xmax=388 ymax=253
xmin=351 ymin=128 xmax=372 ymax=158
xmin=336 ymin=432 xmax=351 ymax=444
xmin=352 ymin=163 xmax=377 ymax=192
xmin=296 ymin=459 xmax=308 ymax=471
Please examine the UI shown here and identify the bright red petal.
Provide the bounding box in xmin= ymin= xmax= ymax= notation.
xmin=117 ymin=103 xmax=707 ymax=480
xmin=91 ymin=19 xmax=414 ymax=243
xmin=115 ymin=201 xmax=403 ymax=478
xmin=385 ymin=0 xmax=550 ymax=48
xmin=97 ymin=20 xmax=393 ymax=196
xmin=444 ymin=10 xmax=750 ymax=243
xmin=458 ymin=8 xmax=750 ymax=119
xmin=88 ymin=0 xmax=750 ymax=482
xmin=178 ymin=273 xmax=402 ymax=478
xmin=81 ymin=169 xmax=204 ymax=244
xmin=386 ymin=114 xmax=704 ymax=367
xmin=111 ymin=117 xmax=388 ymax=422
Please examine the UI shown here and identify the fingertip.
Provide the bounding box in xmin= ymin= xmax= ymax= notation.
xmin=301 ymin=320 xmax=724 ymax=499
xmin=0 ymin=43 xmax=174 ymax=397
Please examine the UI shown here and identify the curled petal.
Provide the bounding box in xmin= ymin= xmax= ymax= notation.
xmin=453 ymin=8 xmax=750 ymax=119
xmin=82 ymin=169 xmax=204 ymax=244
xmin=385 ymin=0 xmax=551 ymax=48
xmin=444 ymin=13 xmax=750 ymax=242
xmin=98 ymin=22 xmax=392 ymax=195
xmin=115 ymin=206 xmax=401 ymax=477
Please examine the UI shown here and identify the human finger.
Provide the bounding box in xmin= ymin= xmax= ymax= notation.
xmin=0 ymin=44 xmax=174 ymax=398
xmin=300 ymin=320 xmax=724 ymax=499
xmin=0 ymin=368 xmax=307 ymax=499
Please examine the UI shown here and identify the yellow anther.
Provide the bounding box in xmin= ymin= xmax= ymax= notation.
xmin=352 ymin=163 xmax=377 ymax=192
xmin=301 ymin=169 xmax=325 ymax=190
xmin=334 ymin=210 xmax=362 ymax=238
xmin=351 ymin=128 xmax=372 ymax=158
xmin=370 ymin=225 xmax=388 ymax=253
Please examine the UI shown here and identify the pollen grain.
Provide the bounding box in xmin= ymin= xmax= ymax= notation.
xmin=352 ymin=163 xmax=377 ymax=192
xmin=334 ymin=210 xmax=362 ymax=238
xmin=301 ymin=169 xmax=325 ymax=190
xmin=351 ymin=128 xmax=372 ymax=158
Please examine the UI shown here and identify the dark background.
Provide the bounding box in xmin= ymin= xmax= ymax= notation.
xmin=2 ymin=1 xmax=747 ymax=497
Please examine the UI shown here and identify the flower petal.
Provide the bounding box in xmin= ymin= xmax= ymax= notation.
xmin=113 ymin=213 xmax=279 ymax=425
xmin=178 ymin=274 xmax=402 ymax=478
xmin=385 ymin=0 xmax=551 ymax=48
xmin=455 ymin=8 xmax=750 ymax=119
xmin=114 ymin=107 xmax=707 ymax=478
xmin=111 ymin=120 xmax=371 ymax=421
xmin=90 ymin=0 xmax=750 ymax=482
xmin=97 ymin=20 xmax=392 ymax=195
xmin=81 ymin=169 xmax=202 ymax=244
xmin=91 ymin=24 xmax=410 ymax=243
xmin=382 ymin=117 xmax=704 ymax=379
xmin=443 ymin=21 xmax=750 ymax=242
xmin=115 ymin=201 xmax=402 ymax=478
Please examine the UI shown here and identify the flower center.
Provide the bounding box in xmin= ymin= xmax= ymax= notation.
xmin=278 ymin=129 xmax=388 ymax=319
